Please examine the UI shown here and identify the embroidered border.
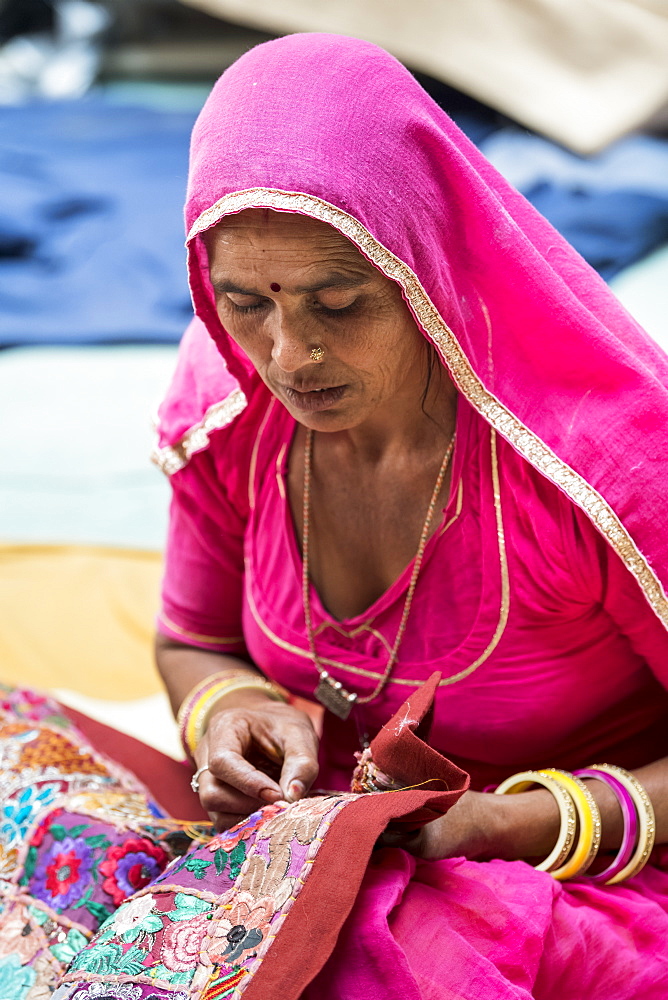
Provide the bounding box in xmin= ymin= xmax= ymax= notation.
xmin=152 ymin=389 xmax=247 ymax=476
xmin=187 ymin=187 xmax=668 ymax=631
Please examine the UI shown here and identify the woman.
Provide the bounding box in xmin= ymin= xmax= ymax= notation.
xmin=144 ymin=31 xmax=668 ymax=998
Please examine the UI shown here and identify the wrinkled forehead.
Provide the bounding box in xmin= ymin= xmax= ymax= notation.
xmin=200 ymin=208 xmax=386 ymax=289
xmin=202 ymin=208 xmax=372 ymax=263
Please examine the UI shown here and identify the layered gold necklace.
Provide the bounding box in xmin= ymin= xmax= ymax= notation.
xmin=302 ymin=426 xmax=456 ymax=720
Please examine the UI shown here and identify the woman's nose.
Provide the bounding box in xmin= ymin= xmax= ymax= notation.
xmin=270 ymin=317 xmax=314 ymax=373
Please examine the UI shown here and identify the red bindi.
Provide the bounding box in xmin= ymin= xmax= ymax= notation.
xmin=270 ymin=282 xmax=281 ymax=292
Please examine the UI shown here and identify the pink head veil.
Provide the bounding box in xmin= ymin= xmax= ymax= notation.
xmin=155 ymin=32 xmax=668 ymax=631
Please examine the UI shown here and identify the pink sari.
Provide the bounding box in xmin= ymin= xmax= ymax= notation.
xmin=153 ymin=34 xmax=668 ymax=998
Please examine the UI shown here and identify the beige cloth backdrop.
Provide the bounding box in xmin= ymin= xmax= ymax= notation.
xmin=181 ymin=0 xmax=668 ymax=153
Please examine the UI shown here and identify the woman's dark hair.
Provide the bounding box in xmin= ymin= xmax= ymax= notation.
xmin=421 ymin=340 xmax=444 ymax=425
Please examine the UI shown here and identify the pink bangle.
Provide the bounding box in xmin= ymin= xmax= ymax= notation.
xmin=574 ymin=768 xmax=637 ymax=884
xmin=177 ymin=672 xmax=249 ymax=758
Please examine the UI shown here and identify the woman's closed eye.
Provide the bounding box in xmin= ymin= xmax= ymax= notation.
xmin=224 ymin=292 xmax=268 ymax=313
xmin=222 ymin=291 xmax=363 ymax=317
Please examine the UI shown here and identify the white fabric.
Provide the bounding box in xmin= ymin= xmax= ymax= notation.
xmin=180 ymin=0 xmax=668 ymax=152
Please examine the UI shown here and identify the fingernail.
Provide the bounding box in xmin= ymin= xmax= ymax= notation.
xmin=260 ymin=787 xmax=281 ymax=803
xmin=287 ymin=780 xmax=305 ymax=803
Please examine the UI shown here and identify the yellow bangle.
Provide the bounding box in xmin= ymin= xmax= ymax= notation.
xmin=587 ymin=764 xmax=655 ymax=884
xmin=187 ymin=677 xmax=288 ymax=755
xmin=539 ymin=769 xmax=601 ymax=880
xmin=494 ymin=770 xmax=577 ymax=873
xmin=176 ymin=671 xmax=247 ymax=727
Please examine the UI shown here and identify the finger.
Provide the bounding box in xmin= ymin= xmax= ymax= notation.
xmin=208 ymin=744 xmax=283 ymax=803
xmin=197 ymin=773 xmax=265 ymax=816
xmin=205 ymin=713 xmax=284 ymax=801
xmin=208 ymin=812 xmax=247 ymax=832
xmin=277 ymin=724 xmax=319 ymax=801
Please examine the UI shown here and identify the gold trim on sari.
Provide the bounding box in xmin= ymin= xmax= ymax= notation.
xmin=151 ymin=387 xmax=247 ymax=475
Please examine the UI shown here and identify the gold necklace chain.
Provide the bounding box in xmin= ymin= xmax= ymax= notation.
xmin=302 ymin=426 xmax=456 ymax=720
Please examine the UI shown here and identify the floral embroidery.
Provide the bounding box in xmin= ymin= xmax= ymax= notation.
xmin=207 ymin=805 xmax=282 ymax=854
xmin=74 ymin=987 xmax=144 ymax=1000
xmin=238 ymin=852 xmax=295 ymax=904
xmin=0 ymin=953 xmax=36 ymax=999
xmin=2 ymin=784 xmax=61 ymax=847
xmin=0 ymin=682 xmax=352 ymax=1000
xmin=208 ymin=892 xmax=275 ymax=965
xmin=0 ymin=907 xmax=42 ymax=965
xmin=266 ymin=796 xmax=337 ymax=851
xmin=30 ymin=807 xmax=63 ymax=848
xmin=50 ymin=928 xmax=89 ymax=966
xmin=52 ymin=984 xmax=189 ymax=1000
xmin=69 ymin=942 xmax=148 ymax=977
xmin=160 ymin=912 xmax=211 ymax=972
xmin=32 ymin=835 xmax=94 ymax=909
xmin=99 ymin=839 xmax=168 ymax=905
xmin=167 ymin=891 xmax=213 ymax=923
xmin=170 ymin=840 xmax=246 ymax=883
xmin=21 ymin=811 xmax=166 ymax=931
xmin=109 ymin=894 xmax=158 ymax=939
xmin=25 ymin=952 xmax=59 ymax=999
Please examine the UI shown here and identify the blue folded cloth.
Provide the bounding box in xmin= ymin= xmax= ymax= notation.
xmin=0 ymin=97 xmax=195 ymax=345
xmin=1 ymin=96 xmax=667 ymax=346
xmin=480 ymin=129 xmax=668 ymax=281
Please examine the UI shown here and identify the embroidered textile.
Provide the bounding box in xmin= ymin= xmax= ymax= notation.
xmin=0 ymin=688 xmax=186 ymax=1000
xmin=0 ymin=678 xmax=467 ymax=999
xmin=54 ymin=674 xmax=466 ymax=1000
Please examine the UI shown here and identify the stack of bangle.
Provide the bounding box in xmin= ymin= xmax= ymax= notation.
xmin=177 ymin=671 xmax=288 ymax=758
xmin=494 ymin=764 xmax=654 ymax=884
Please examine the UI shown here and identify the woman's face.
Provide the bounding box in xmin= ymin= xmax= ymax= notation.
xmin=204 ymin=209 xmax=431 ymax=433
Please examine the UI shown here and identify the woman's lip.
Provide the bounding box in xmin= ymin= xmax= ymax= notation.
xmin=281 ymin=384 xmax=347 ymax=411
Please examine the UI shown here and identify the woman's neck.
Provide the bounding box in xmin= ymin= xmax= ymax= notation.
xmin=325 ymin=368 xmax=458 ymax=464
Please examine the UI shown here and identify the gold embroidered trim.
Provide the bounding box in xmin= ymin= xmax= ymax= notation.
xmin=439 ymin=429 xmax=509 ymax=686
xmin=189 ymin=187 xmax=668 ymax=630
xmin=244 ymin=426 xmax=507 ymax=688
xmin=275 ymin=441 xmax=288 ymax=502
xmin=439 ymin=477 xmax=463 ymax=536
xmin=158 ymin=610 xmax=244 ymax=646
xmin=151 ymin=388 xmax=247 ymax=476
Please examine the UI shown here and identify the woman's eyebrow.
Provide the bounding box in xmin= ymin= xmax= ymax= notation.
xmin=212 ymin=273 xmax=371 ymax=296
xmin=294 ymin=273 xmax=371 ymax=294
xmin=212 ymin=280 xmax=262 ymax=295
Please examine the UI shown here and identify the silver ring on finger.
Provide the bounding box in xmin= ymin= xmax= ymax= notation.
xmin=190 ymin=764 xmax=210 ymax=794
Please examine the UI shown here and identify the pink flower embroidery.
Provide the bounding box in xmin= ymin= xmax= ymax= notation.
xmin=161 ymin=913 xmax=212 ymax=972
xmin=208 ymin=892 xmax=275 ymax=965
xmin=207 ymin=804 xmax=283 ymax=854
xmin=0 ymin=910 xmax=41 ymax=964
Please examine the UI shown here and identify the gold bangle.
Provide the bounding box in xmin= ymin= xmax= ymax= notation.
xmin=188 ymin=677 xmax=288 ymax=755
xmin=539 ymin=769 xmax=601 ymax=880
xmin=494 ymin=770 xmax=577 ymax=873
xmin=587 ymin=764 xmax=655 ymax=884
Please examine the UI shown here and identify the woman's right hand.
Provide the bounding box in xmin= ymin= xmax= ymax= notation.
xmin=193 ymin=691 xmax=320 ymax=831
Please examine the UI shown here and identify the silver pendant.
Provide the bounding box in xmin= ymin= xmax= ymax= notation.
xmin=314 ymin=672 xmax=357 ymax=720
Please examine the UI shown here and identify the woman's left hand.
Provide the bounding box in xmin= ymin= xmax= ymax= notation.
xmin=378 ymin=788 xmax=561 ymax=862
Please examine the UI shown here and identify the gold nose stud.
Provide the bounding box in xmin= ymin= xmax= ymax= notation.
xmin=310 ymin=346 xmax=325 ymax=363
